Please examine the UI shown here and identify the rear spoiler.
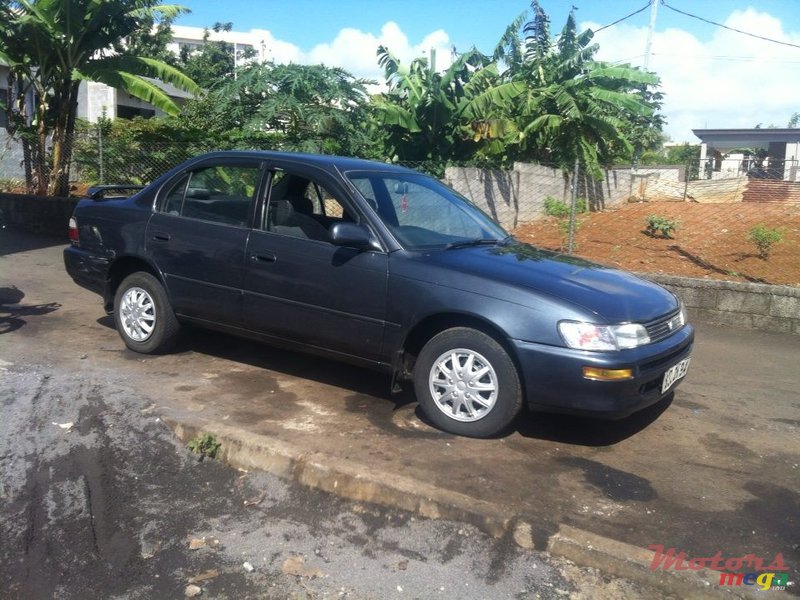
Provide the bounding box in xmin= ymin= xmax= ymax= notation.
xmin=87 ymin=185 xmax=145 ymax=201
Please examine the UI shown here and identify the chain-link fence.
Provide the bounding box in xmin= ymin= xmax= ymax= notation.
xmin=70 ymin=129 xmax=217 ymax=192
xmin=2 ymin=129 xmax=798 ymax=285
xmin=510 ymin=158 xmax=800 ymax=286
xmin=627 ymin=158 xmax=800 ymax=204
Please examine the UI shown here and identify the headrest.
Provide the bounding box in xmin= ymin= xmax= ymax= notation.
xmin=291 ymin=196 xmax=314 ymax=215
xmin=186 ymin=187 xmax=210 ymax=199
xmin=271 ymin=199 xmax=294 ymax=224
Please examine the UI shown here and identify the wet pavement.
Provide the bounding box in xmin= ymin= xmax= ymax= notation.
xmin=1 ymin=228 xmax=798 ymax=596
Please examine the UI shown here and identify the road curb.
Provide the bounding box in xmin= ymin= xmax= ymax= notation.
xmin=164 ymin=415 xmax=763 ymax=600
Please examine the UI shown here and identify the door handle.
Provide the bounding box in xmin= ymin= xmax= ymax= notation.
xmin=152 ymin=232 xmax=171 ymax=241
xmin=250 ymin=253 xmax=276 ymax=263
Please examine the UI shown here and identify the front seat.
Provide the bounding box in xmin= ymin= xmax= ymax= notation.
xmin=271 ymin=199 xmax=329 ymax=241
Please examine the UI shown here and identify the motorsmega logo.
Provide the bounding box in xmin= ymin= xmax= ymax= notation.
xmin=648 ymin=545 xmax=792 ymax=591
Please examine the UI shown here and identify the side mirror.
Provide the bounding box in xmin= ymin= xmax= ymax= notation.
xmin=329 ymin=222 xmax=376 ymax=250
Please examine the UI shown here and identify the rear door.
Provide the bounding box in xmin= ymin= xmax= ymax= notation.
xmin=242 ymin=162 xmax=389 ymax=362
xmin=146 ymin=158 xmax=264 ymax=326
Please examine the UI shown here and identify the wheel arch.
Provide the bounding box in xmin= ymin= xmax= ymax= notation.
xmin=398 ymin=312 xmax=523 ymax=387
xmin=104 ymin=256 xmax=164 ymax=313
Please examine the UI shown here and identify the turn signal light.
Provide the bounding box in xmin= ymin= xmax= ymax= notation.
xmin=582 ymin=366 xmax=634 ymax=381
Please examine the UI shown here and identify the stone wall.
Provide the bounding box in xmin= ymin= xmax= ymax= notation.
xmin=644 ymin=273 xmax=800 ymax=335
xmin=444 ymin=163 xmax=668 ymax=229
xmin=0 ymin=193 xmax=78 ymax=237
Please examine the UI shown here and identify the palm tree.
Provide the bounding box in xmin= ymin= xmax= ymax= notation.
xmin=0 ymin=0 xmax=200 ymax=196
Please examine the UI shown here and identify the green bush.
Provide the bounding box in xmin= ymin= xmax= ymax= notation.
xmin=187 ymin=433 xmax=221 ymax=461
xmin=72 ymin=117 xmax=218 ymax=186
xmin=544 ymin=196 xmax=569 ymax=218
xmin=545 ymin=196 xmax=588 ymax=218
xmin=645 ymin=215 xmax=678 ymax=238
xmin=747 ymin=224 xmax=783 ymax=259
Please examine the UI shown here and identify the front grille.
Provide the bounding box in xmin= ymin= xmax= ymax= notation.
xmin=644 ymin=309 xmax=684 ymax=344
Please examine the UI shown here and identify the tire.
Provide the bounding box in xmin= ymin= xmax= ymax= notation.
xmin=413 ymin=327 xmax=522 ymax=438
xmin=113 ymin=272 xmax=180 ymax=354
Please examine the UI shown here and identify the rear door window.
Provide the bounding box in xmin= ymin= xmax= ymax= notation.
xmin=160 ymin=164 xmax=261 ymax=227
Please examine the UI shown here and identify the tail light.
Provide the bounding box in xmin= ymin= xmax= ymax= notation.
xmin=68 ymin=217 xmax=80 ymax=245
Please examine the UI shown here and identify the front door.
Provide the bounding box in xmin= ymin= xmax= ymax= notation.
xmin=243 ymin=166 xmax=389 ymax=362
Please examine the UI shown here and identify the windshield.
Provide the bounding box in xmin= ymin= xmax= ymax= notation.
xmin=346 ymin=171 xmax=508 ymax=250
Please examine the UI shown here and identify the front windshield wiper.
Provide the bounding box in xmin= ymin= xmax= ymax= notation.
xmin=444 ymin=236 xmax=512 ymax=250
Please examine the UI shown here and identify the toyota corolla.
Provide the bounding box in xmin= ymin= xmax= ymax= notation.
xmin=64 ymin=151 xmax=693 ymax=437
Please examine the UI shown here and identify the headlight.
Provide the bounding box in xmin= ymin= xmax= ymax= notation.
xmin=678 ymin=301 xmax=688 ymax=327
xmin=558 ymin=321 xmax=651 ymax=351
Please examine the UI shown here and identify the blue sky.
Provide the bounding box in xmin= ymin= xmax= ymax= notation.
xmin=177 ymin=1 xmax=798 ymax=53
xmin=175 ymin=1 xmax=800 ymax=141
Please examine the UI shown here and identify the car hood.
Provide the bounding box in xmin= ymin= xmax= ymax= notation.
xmin=417 ymin=242 xmax=678 ymax=323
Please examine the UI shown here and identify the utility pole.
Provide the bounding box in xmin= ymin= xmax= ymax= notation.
xmin=643 ymin=0 xmax=659 ymax=71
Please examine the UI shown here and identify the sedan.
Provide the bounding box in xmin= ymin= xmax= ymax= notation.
xmin=64 ymin=151 xmax=693 ymax=437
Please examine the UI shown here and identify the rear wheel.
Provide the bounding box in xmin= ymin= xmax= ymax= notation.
xmin=113 ymin=272 xmax=179 ymax=354
xmin=414 ymin=327 xmax=522 ymax=437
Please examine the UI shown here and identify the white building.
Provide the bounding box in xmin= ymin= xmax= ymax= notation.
xmin=168 ymin=25 xmax=271 ymax=69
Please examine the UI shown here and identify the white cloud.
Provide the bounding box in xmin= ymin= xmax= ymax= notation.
xmin=249 ymin=21 xmax=454 ymax=83
xmin=249 ymin=29 xmax=303 ymax=64
xmin=306 ymin=21 xmax=454 ymax=82
xmin=244 ymin=9 xmax=800 ymax=143
xmin=583 ymin=8 xmax=800 ymax=141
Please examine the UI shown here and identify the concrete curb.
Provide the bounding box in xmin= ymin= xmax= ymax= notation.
xmin=163 ymin=414 xmax=768 ymax=599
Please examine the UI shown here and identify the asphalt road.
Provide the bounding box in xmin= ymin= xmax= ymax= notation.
xmin=1 ymin=364 xmax=656 ymax=600
xmin=1 ymin=228 xmax=798 ymax=598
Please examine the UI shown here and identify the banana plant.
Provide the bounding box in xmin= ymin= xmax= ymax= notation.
xmin=373 ymin=44 xmax=523 ymax=168
xmin=504 ymin=1 xmax=660 ymax=177
xmin=0 ymin=0 xmax=200 ymax=196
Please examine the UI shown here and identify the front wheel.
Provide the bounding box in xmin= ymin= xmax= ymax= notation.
xmin=413 ymin=328 xmax=522 ymax=438
xmin=113 ymin=272 xmax=180 ymax=354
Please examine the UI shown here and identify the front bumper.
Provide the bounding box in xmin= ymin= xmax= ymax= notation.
xmin=512 ymin=324 xmax=694 ymax=418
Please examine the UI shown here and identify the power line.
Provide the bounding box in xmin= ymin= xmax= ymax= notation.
xmin=661 ymin=1 xmax=800 ymax=50
xmin=652 ymin=52 xmax=800 ymax=63
xmin=610 ymin=54 xmax=647 ymax=65
xmin=593 ymin=1 xmax=652 ymax=34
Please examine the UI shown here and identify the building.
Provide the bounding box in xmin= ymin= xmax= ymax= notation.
xmin=1 ymin=23 xmax=274 ymax=127
xmin=693 ymin=128 xmax=800 ymax=181
xmin=167 ymin=25 xmax=270 ymax=69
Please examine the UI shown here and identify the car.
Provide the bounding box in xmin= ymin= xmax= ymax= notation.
xmin=64 ymin=151 xmax=693 ymax=438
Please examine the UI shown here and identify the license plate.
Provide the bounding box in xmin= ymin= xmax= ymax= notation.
xmin=661 ymin=358 xmax=691 ymax=394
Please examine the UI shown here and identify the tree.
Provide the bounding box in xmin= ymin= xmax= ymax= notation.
xmin=639 ymin=142 xmax=700 ymax=167
xmin=372 ymin=2 xmax=664 ymax=176
xmin=173 ymin=61 xmax=377 ymax=157
xmin=501 ymin=2 xmax=661 ymax=176
xmin=372 ymin=46 xmax=519 ymax=171
xmin=115 ymin=11 xmax=177 ymax=66
xmin=0 ymin=0 xmax=199 ymax=196
xmin=175 ymin=22 xmax=258 ymax=90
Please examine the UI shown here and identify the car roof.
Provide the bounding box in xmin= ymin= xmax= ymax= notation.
xmin=188 ymin=150 xmax=419 ymax=175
